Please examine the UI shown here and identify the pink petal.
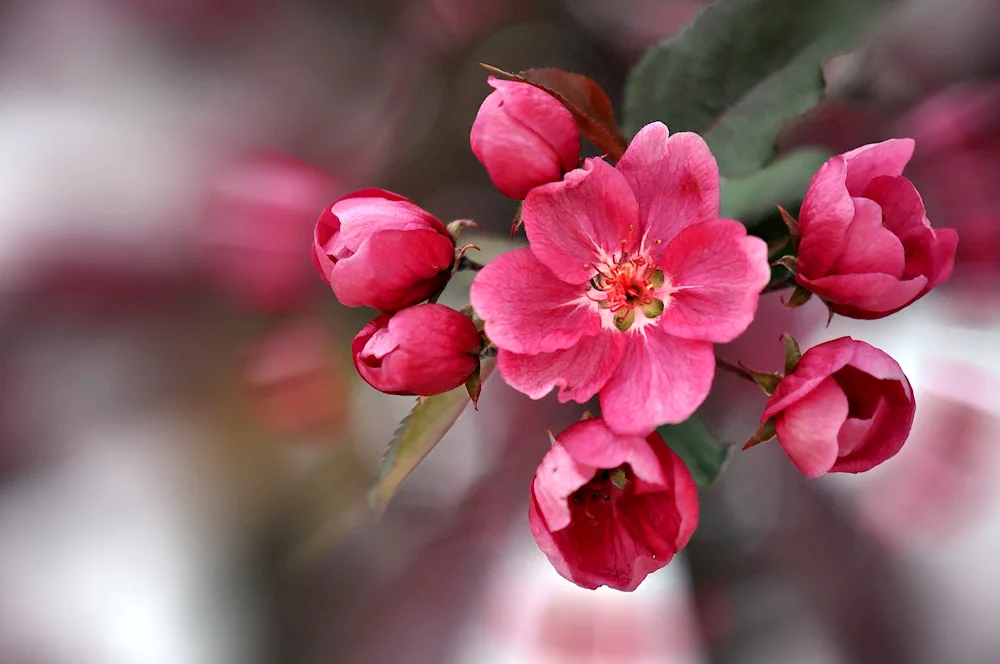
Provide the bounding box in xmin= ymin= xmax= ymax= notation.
xmin=774 ymin=377 xmax=849 ymax=478
xmin=648 ymin=431 xmax=700 ymax=550
xmin=558 ymin=419 xmax=667 ymax=484
xmin=763 ymin=336 xmax=856 ymax=419
xmin=483 ymin=77 xmax=580 ymax=174
xmin=842 ymin=138 xmax=915 ymax=197
xmin=831 ymin=198 xmax=906 ymax=278
xmin=616 ymin=123 xmax=721 ymax=250
xmin=531 ymin=443 xmax=597 ymax=532
xmin=831 ymin=385 xmax=914 ymax=474
xmin=330 ymin=188 xmax=448 ymax=256
xmin=470 ymin=78 xmax=579 ymax=200
xmin=798 ymin=157 xmax=855 ymax=278
xmin=600 ymin=326 xmax=715 ymax=434
xmin=329 ymin=229 xmax=454 ymax=311
xmin=797 ymin=272 xmax=929 ymax=320
xmin=656 ymin=219 xmax=770 ymax=343
xmin=837 ymin=408 xmax=881 ymax=457
xmin=470 ymin=247 xmax=600 ymax=354
xmin=497 ymin=329 xmax=624 ymax=403
xmin=928 ymin=228 xmax=959 ymax=288
xmin=528 ymin=485 xmax=582 ymax=586
xmin=610 ymin=494 xmax=679 ymax=590
xmin=522 ymin=157 xmax=641 ymax=284
xmin=863 ymin=176 xmax=936 ymax=279
xmin=844 ymin=339 xmax=912 ymax=383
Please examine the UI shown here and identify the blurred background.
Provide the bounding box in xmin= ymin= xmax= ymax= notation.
xmin=0 ymin=0 xmax=998 ymax=662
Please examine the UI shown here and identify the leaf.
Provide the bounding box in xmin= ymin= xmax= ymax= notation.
xmin=369 ymin=359 xmax=495 ymax=516
xmin=482 ymin=64 xmax=629 ymax=161
xmin=720 ymin=149 xmax=829 ymax=226
xmin=657 ymin=413 xmax=732 ymax=487
xmin=623 ymin=0 xmax=889 ymax=177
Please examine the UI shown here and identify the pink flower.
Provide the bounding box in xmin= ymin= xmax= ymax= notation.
xmin=313 ymin=189 xmax=456 ymax=312
xmin=352 ymin=303 xmax=482 ymax=396
xmin=762 ymin=337 xmax=915 ymax=478
xmin=528 ymin=418 xmax=698 ymax=591
xmin=470 ymin=122 xmax=770 ymax=435
xmin=795 ymin=139 xmax=959 ymax=319
xmin=201 ymin=153 xmax=336 ymax=312
xmin=470 ymin=76 xmax=580 ymax=200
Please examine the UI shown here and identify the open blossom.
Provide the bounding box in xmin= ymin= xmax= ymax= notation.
xmin=470 ymin=122 xmax=770 ymax=435
xmin=762 ymin=337 xmax=915 ymax=478
xmin=529 ymin=418 xmax=698 ymax=591
xmin=795 ymin=139 xmax=958 ymax=319
xmin=352 ymin=303 xmax=482 ymax=396
xmin=313 ymin=189 xmax=456 ymax=312
xmin=470 ymin=76 xmax=580 ymax=200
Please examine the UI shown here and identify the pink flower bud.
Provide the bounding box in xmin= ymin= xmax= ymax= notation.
xmin=528 ymin=418 xmax=698 ymax=591
xmin=795 ymin=139 xmax=959 ymax=319
xmin=313 ymin=189 xmax=456 ymax=312
xmin=762 ymin=337 xmax=915 ymax=478
xmin=352 ymin=304 xmax=482 ymax=396
xmin=470 ymin=76 xmax=580 ymax=200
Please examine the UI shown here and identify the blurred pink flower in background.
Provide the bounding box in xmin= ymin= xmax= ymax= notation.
xmin=201 ymin=153 xmax=338 ymax=312
xmin=242 ymin=317 xmax=349 ymax=439
xmin=313 ymin=190 xmax=456 ymax=313
xmin=795 ymin=139 xmax=958 ymax=319
xmin=763 ymin=337 xmax=915 ymax=478
xmin=471 ymin=77 xmax=581 ymax=200
xmin=472 ymin=122 xmax=769 ymax=434
xmin=900 ymin=84 xmax=1000 ymax=289
xmin=529 ymin=418 xmax=698 ymax=591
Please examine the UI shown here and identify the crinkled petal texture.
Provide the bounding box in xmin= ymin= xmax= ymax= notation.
xmin=470 ymin=77 xmax=580 ymax=200
xmin=352 ymin=304 xmax=481 ymax=396
xmin=473 ymin=122 xmax=768 ymax=435
xmin=470 ymin=248 xmax=601 ymax=354
xmin=762 ymin=337 xmax=915 ymax=477
xmin=795 ymin=140 xmax=958 ymax=319
xmin=528 ymin=419 xmax=698 ymax=591
xmin=313 ymin=189 xmax=455 ymax=312
xmin=616 ymin=122 xmax=721 ymax=250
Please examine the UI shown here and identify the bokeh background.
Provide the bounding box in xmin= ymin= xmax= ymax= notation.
xmin=1 ymin=0 xmax=999 ymax=662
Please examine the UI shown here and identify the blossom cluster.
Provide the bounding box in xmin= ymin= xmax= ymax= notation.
xmin=311 ymin=72 xmax=957 ymax=591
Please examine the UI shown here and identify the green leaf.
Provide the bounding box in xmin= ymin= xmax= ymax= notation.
xmin=623 ymin=0 xmax=889 ymax=177
xmin=657 ymin=414 xmax=732 ymax=487
xmin=720 ymin=149 xmax=830 ymax=226
xmin=369 ymin=359 xmax=495 ymax=515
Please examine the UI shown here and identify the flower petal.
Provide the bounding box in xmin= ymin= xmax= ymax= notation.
xmin=330 ymin=188 xmax=447 ymax=255
xmin=648 ymin=431 xmax=699 ymax=550
xmin=330 ymin=229 xmax=455 ymax=311
xmin=600 ymin=326 xmax=715 ymax=434
xmin=616 ymin=123 xmax=721 ymax=250
xmin=470 ymin=247 xmax=599 ymax=354
xmin=656 ymin=219 xmax=770 ymax=343
xmin=529 ymin=485 xmax=581 ymax=585
xmin=763 ymin=336 xmax=856 ymax=419
xmin=797 ymin=272 xmax=929 ymax=320
xmin=497 ymin=330 xmax=624 ymax=403
xmin=522 ymin=157 xmax=641 ymax=283
xmin=798 ymin=156 xmax=854 ymax=278
xmin=842 ymin=138 xmax=914 ymax=197
xmin=863 ymin=175 xmax=937 ymax=279
xmin=774 ymin=377 xmax=849 ymax=478
xmin=928 ymin=227 xmax=959 ymax=289
xmin=831 ymin=198 xmax=906 ymax=278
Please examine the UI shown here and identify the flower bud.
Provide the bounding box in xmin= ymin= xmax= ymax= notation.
xmin=529 ymin=418 xmax=698 ymax=591
xmin=313 ymin=189 xmax=456 ymax=312
xmin=470 ymin=76 xmax=580 ymax=200
xmin=795 ymin=139 xmax=958 ymax=319
xmin=761 ymin=337 xmax=915 ymax=477
xmin=352 ymin=304 xmax=482 ymax=396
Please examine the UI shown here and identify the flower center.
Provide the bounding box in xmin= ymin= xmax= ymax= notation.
xmin=570 ymin=465 xmax=634 ymax=523
xmin=587 ymin=256 xmax=665 ymax=331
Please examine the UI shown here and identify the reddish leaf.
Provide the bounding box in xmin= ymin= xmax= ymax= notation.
xmin=482 ymin=64 xmax=628 ymax=162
